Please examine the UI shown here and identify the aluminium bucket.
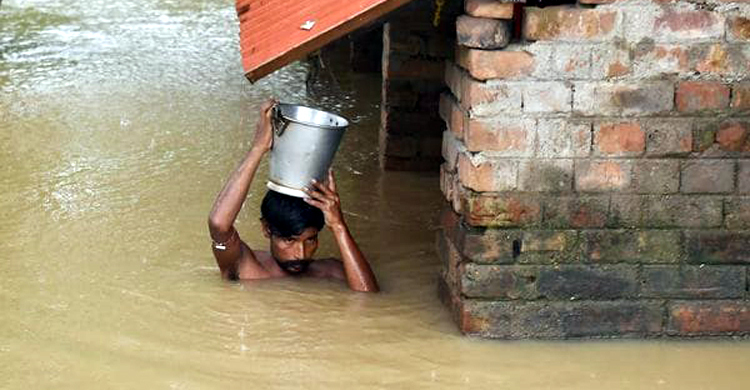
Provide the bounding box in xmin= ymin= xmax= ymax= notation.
xmin=266 ymin=103 xmax=349 ymax=198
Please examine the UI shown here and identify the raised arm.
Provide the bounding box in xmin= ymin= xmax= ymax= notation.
xmin=304 ymin=170 xmax=379 ymax=292
xmin=208 ymin=99 xmax=275 ymax=277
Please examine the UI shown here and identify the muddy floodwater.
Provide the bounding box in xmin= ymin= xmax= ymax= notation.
xmin=2 ymin=1 xmax=750 ymax=389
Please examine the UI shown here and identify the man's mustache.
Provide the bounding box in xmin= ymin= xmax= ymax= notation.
xmin=276 ymin=259 xmax=313 ymax=274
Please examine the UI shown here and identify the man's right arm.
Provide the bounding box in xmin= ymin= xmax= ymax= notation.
xmin=208 ymin=99 xmax=275 ymax=278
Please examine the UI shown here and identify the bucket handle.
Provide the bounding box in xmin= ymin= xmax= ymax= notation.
xmin=271 ymin=103 xmax=288 ymax=137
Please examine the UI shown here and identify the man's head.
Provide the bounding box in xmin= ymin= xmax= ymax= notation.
xmin=260 ymin=190 xmax=325 ymax=274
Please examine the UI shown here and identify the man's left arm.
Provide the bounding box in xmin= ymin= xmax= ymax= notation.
xmin=304 ymin=170 xmax=379 ymax=293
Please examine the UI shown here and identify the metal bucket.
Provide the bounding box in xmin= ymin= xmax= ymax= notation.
xmin=266 ymin=103 xmax=348 ymax=198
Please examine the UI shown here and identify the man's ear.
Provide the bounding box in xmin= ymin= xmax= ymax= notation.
xmin=260 ymin=219 xmax=271 ymax=239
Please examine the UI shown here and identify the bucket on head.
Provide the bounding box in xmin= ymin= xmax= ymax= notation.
xmin=266 ymin=103 xmax=349 ymax=198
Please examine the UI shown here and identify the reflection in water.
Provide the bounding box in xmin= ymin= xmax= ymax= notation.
xmin=1 ymin=0 xmax=750 ymax=389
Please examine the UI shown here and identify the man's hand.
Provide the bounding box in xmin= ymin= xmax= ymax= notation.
xmin=251 ymin=98 xmax=277 ymax=153
xmin=303 ymin=169 xmax=345 ymax=230
xmin=303 ymin=169 xmax=379 ymax=292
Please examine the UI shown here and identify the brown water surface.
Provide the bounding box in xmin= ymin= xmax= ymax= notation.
xmin=2 ymin=1 xmax=750 ymax=389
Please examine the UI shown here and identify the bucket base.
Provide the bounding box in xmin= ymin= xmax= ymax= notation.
xmin=266 ymin=181 xmax=307 ymax=198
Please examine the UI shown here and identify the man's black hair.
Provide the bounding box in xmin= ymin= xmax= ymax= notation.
xmin=260 ymin=190 xmax=324 ymax=237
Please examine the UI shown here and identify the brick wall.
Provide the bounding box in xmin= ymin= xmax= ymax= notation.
xmin=439 ymin=0 xmax=750 ymax=338
xmin=380 ymin=0 xmax=461 ymax=170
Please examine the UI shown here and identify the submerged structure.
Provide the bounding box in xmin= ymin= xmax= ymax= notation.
xmin=236 ymin=0 xmax=750 ymax=338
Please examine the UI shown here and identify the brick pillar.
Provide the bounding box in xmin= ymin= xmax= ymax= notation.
xmin=439 ymin=0 xmax=750 ymax=338
xmin=379 ymin=0 xmax=460 ymax=171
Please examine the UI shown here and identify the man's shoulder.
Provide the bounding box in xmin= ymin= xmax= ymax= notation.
xmin=234 ymin=249 xmax=279 ymax=279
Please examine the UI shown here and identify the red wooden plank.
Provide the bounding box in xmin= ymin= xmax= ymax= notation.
xmin=236 ymin=0 xmax=414 ymax=82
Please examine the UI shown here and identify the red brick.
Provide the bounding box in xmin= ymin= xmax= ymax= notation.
xmin=456 ymin=15 xmax=511 ymax=50
xmin=583 ymin=229 xmax=685 ymax=263
xmin=439 ymin=92 xmax=467 ymax=139
xmin=608 ymin=195 xmax=642 ymax=228
xmin=594 ymin=122 xmax=645 ymax=156
xmin=468 ymin=81 xmax=522 ymax=117
xmin=693 ymin=44 xmax=748 ymax=77
xmin=458 ymin=229 xmax=581 ymax=264
xmin=441 ymin=167 xmax=463 ymax=214
xmin=458 ymin=226 xmax=518 ymax=264
xmin=653 ymin=9 xmax=724 ymax=41
xmin=438 ymin=206 xmax=463 ymax=245
xmin=464 ymin=0 xmax=514 ymax=19
xmin=444 ymin=62 xmax=464 ymax=101
xmin=686 ymin=231 xmax=750 ymax=264
xmin=725 ymin=197 xmax=750 ymax=230
xmin=458 ymin=154 xmax=518 ymax=192
xmin=633 ymin=159 xmax=680 ymax=194
xmin=442 ymin=130 xmax=464 ymax=171
xmin=692 ymin=120 xmax=717 ymax=154
xmin=537 ymin=265 xmax=639 ymax=300
xmin=573 ymin=81 xmax=674 ymax=116
xmin=606 ymin=61 xmax=630 ymax=78
xmin=675 ymin=81 xmax=730 ymax=113
xmin=518 ymin=159 xmax=573 ymax=193
xmin=575 ymin=160 xmax=633 ymax=192
xmin=518 ymin=301 xmax=664 ymax=338
xmin=461 ymin=192 xmax=541 ymax=227
xmin=531 ymin=43 xmax=592 ymax=80
xmin=728 ymin=16 xmax=750 ymax=42
xmin=522 ymin=82 xmax=571 ymax=113
xmin=456 ymin=47 xmax=535 ymax=80
xmin=537 ymin=119 xmax=592 ymax=158
xmin=450 ymin=180 xmax=463 ymax=213
xmin=741 ymin=160 xmax=750 ymax=194
xmin=543 ymin=196 xmax=609 ymax=229
xmin=518 ymin=230 xmax=578 ymax=255
xmin=440 ymin=164 xmax=455 ymax=203
xmin=680 ymin=160 xmax=735 ymax=194
xmin=456 ymin=300 xmax=512 ymax=337
xmin=436 ymin=229 xmax=465 ymax=290
xmin=461 ymin=264 xmax=541 ymax=299
xmin=632 ymin=43 xmax=690 ymax=78
xmin=438 ymin=276 xmax=463 ymax=329
xmin=668 ymin=301 xmax=750 ymax=335
xmin=641 ymin=195 xmax=723 ymax=229
xmin=716 ymin=122 xmax=750 ymax=152
xmin=444 ymin=63 xmax=522 ymax=115
xmin=695 ymin=45 xmax=728 ymax=75
xmin=731 ymin=83 xmax=750 ymax=110
xmin=523 ymin=6 xmax=618 ymax=41
xmin=465 ymin=118 xmax=534 ymax=155
xmin=457 ymin=299 xmax=665 ymax=339
xmin=644 ymin=118 xmax=693 ymax=157
xmin=463 ymin=264 xmax=645 ymax=300
xmin=643 ymin=266 xmax=745 ymax=299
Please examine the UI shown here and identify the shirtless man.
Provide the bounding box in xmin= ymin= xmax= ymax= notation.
xmin=207 ymin=100 xmax=379 ymax=292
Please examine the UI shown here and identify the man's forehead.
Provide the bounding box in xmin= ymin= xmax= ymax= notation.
xmin=289 ymin=228 xmax=319 ymax=239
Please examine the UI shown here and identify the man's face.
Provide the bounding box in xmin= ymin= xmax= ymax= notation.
xmin=267 ymin=227 xmax=320 ymax=274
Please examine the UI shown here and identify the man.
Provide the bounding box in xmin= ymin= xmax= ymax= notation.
xmin=207 ymin=99 xmax=379 ymax=293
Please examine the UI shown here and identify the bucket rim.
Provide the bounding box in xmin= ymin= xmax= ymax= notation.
xmin=276 ymin=103 xmax=349 ymax=130
xmin=266 ymin=181 xmax=308 ymax=198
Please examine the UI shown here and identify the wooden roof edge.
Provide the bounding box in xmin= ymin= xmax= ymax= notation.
xmin=245 ymin=0 xmax=414 ymax=83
